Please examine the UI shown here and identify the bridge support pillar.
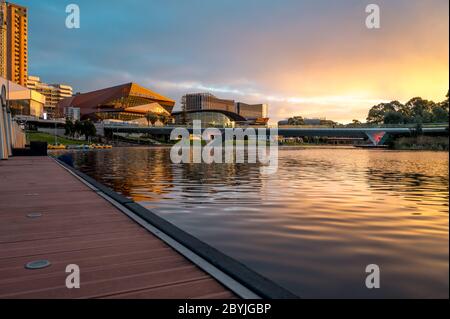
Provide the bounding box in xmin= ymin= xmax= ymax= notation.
xmin=365 ymin=131 xmax=387 ymax=146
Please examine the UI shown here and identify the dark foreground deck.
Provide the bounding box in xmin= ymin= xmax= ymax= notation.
xmin=0 ymin=157 xmax=235 ymax=299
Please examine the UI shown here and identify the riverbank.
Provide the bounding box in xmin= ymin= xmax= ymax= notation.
xmin=26 ymin=131 xmax=86 ymax=146
xmin=392 ymin=136 xmax=449 ymax=151
xmin=30 ymin=131 xmax=449 ymax=151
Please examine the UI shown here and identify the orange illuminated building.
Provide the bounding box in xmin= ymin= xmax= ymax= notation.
xmin=0 ymin=1 xmax=28 ymax=86
xmin=57 ymin=82 xmax=176 ymax=122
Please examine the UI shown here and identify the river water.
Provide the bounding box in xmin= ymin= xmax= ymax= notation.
xmin=67 ymin=147 xmax=448 ymax=298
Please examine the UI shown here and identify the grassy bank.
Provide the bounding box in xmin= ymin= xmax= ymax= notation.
xmin=393 ymin=136 xmax=449 ymax=151
xmin=26 ymin=131 xmax=86 ymax=145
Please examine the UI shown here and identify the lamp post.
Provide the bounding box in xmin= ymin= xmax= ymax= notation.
xmin=54 ymin=121 xmax=57 ymax=145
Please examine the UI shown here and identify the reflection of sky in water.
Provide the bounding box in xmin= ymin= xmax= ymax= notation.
xmin=70 ymin=147 xmax=449 ymax=298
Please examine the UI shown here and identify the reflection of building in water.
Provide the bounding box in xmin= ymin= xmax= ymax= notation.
xmin=176 ymin=157 xmax=263 ymax=189
xmin=365 ymin=153 xmax=449 ymax=210
xmin=73 ymin=148 xmax=175 ymax=202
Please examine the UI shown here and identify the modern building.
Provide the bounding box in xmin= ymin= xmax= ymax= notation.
xmin=3 ymin=76 xmax=45 ymax=118
xmin=182 ymin=93 xmax=236 ymax=113
xmin=172 ymin=109 xmax=247 ymax=127
xmin=64 ymin=106 xmax=80 ymax=121
xmin=1 ymin=76 xmax=27 ymax=159
xmin=27 ymin=76 xmax=73 ymax=117
xmin=0 ymin=1 xmax=28 ymax=86
xmin=180 ymin=93 xmax=270 ymax=126
xmin=0 ymin=1 xmax=7 ymax=79
xmin=57 ymin=82 xmax=175 ymax=123
xmin=236 ymin=102 xmax=268 ymax=120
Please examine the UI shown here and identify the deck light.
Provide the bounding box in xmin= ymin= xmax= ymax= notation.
xmin=26 ymin=213 xmax=43 ymax=219
xmin=25 ymin=260 xmax=51 ymax=270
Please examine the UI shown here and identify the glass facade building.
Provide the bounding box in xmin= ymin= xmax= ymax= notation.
xmin=182 ymin=93 xmax=235 ymax=113
xmin=172 ymin=110 xmax=247 ymax=127
xmin=57 ymin=82 xmax=175 ymax=122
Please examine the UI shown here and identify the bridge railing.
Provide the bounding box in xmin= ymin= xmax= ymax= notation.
xmin=278 ymin=123 xmax=449 ymax=129
xmin=103 ymin=122 xmax=449 ymax=131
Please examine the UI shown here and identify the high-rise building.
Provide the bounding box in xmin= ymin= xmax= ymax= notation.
xmin=182 ymin=93 xmax=235 ymax=113
xmin=0 ymin=1 xmax=7 ymax=79
xmin=0 ymin=1 xmax=28 ymax=86
xmin=64 ymin=107 xmax=80 ymax=121
xmin=27 ymin=76 xmax=73 ymax=117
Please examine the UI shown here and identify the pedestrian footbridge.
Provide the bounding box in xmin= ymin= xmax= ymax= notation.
xmin=103 ymin=124 xmax=448 ymax=146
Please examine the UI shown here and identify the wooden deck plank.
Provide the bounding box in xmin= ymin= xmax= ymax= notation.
xmin=106 ymin=278 xmax=238 ymax=299
xmin=0 ymin=157 xmax=235 ymax=299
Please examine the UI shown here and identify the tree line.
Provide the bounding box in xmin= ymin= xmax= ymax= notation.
xmin=366 ymin=93 xmax=449 ymax=125
xmin=286 ymin=116 xmax=338 ymax=126
xmin=65 ymin=119 xmax=97 ymax=141
xmin=284 ymin=92 xmax=449 ymax=126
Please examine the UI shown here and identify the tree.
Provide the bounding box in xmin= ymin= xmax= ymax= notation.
xmin=432 ymin=105 xmax=449 ymax=123
xmin=287 ymin=116 xmax=305 ymax=126
xmin=384 ymin=111 xmax=405 ymax=124
xmin=439 ymin=90 xmax=449 ymax=113
xmin=158 ymin=114 xmax=169 ymax=126
xmin=366 ymin=102 xmax=397 ymax=124
xmin=65 ymin=119 xmax=75 ymax=137
xmin=320 ymin=119 xmax=338 ymax=126
xmin=352 ymin=119 xmax=362 ymax=125
xmin=82 ymin=120 xmax=96 ymax=141
xmin=366 ymin=96 xmax=448 ymax=124
xmin=74 ymin=120 xmax=84 ymax=138
xmin=396 ymin=103 xmax=413 ymax=122
xmin=405 ymin=97 xmax=435 ymax=123
xmin=145 ymin=112 xmax=158 ymax=126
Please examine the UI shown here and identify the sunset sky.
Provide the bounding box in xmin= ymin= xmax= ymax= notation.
xmin=26 ymin=0 xmax=449 ymax=123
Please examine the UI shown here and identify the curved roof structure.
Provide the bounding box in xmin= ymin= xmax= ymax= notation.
xmin=57 ymin=82 xmax=175 ymax=117
xmin=124 ymin=103 xmax=171 ymax=116
xmin=171 ymin=109 xmax=247 ymax=122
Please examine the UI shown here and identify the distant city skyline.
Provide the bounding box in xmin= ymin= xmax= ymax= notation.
xmin=23 ymin=0 xmax=449 ymax=123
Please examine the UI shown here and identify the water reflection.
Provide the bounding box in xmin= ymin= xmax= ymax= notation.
xmin=67 ymin=147 xmax=449 ymax=298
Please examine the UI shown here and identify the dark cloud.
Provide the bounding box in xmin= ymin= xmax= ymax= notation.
xmin=23 ymin=0 xmax=449 ymax=122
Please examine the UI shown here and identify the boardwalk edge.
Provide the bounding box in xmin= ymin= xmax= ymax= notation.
xmin=53 ymin=157 xmax=299 ymax=300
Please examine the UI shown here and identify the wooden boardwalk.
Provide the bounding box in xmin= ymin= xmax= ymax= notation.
xmin=0 ymin=157 xmax=235 ymax=299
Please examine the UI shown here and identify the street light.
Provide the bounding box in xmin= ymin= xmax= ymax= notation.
xmin=54 ymin=120 xmax=58 ymax=145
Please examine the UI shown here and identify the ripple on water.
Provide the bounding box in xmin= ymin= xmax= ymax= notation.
xmin=69 ymin=147 xmax=449 ymax=298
